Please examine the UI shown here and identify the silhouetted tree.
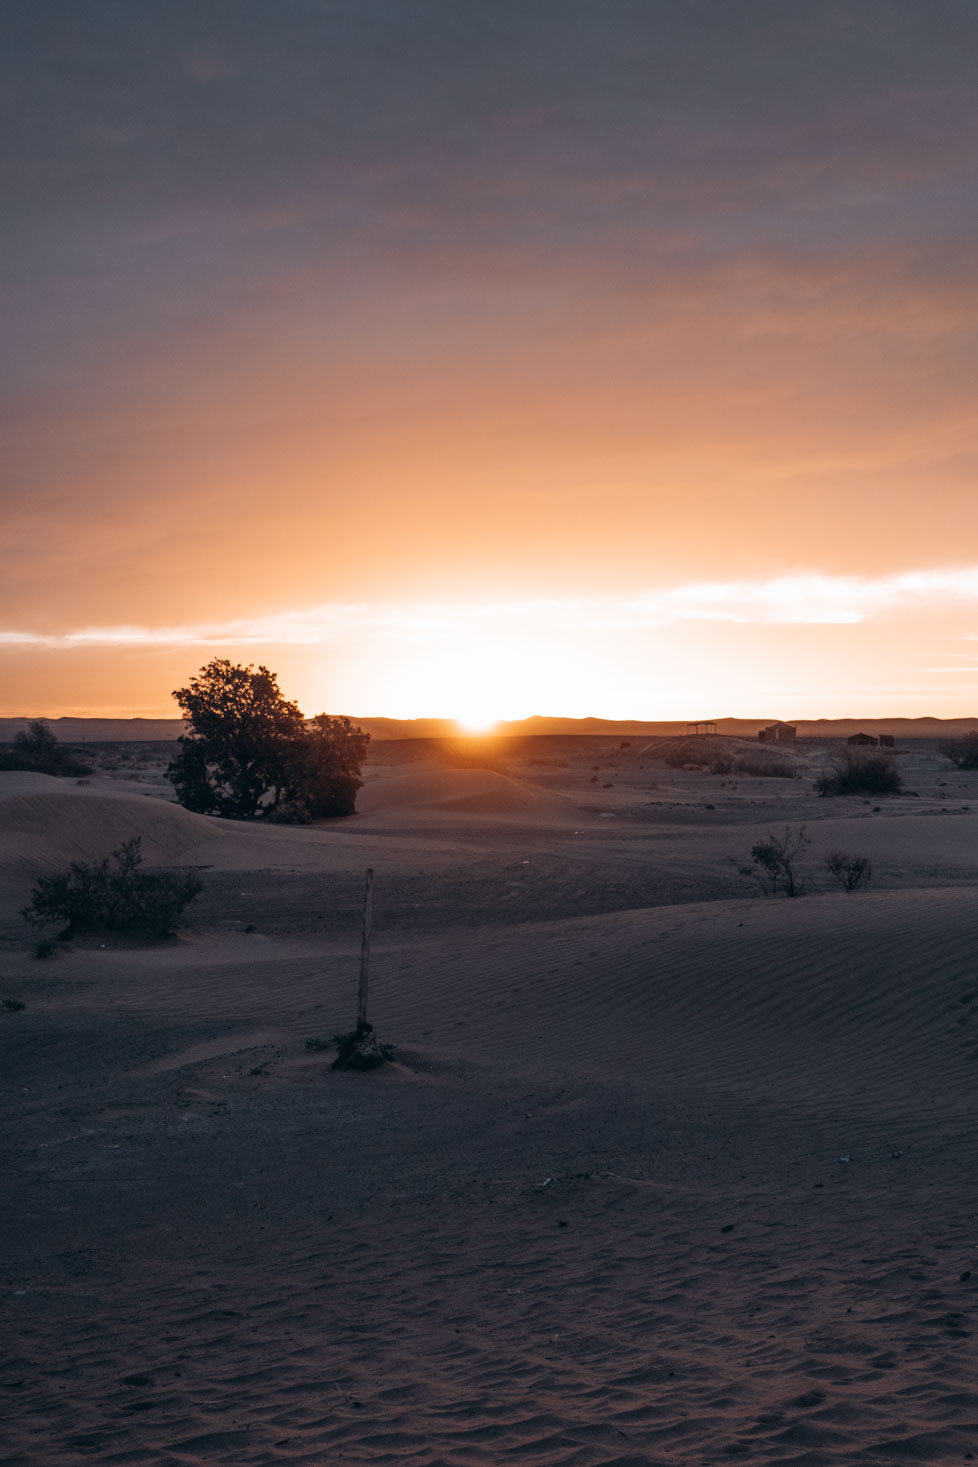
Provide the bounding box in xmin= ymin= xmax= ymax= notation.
xmin=0 ymin=719 xmax=90 ymax=776
xmin=289 ymin=714 xmax=371 ymax=819
xmin=169 ymin=660 xmax=369 ymax=821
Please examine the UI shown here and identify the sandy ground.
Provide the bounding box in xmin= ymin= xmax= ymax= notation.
xmin=2 ymin=736 xmax=978 ymax=1465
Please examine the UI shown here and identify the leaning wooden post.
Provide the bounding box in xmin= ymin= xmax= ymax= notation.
xmin=357 ymin=868 xmax=375 ymax=1029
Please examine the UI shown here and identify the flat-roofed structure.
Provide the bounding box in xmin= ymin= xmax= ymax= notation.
xmin=758 ymin=722 xmax=796 ymax=742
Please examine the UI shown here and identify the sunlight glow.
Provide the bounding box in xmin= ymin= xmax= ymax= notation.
xmin=456 ymin=713 xmax=499 ymax=734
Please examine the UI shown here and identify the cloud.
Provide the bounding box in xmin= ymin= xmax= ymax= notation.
xmin=5 ymin=566 xmax=978 ymax=650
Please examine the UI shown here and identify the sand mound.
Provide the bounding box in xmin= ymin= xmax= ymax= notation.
xmin=357 ymin=764 xmax=571 ymax=817
xmin=0 ymin=773 xmax=220 ymax=916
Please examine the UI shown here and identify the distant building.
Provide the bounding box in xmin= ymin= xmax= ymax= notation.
xmin=686 ymin=721 xmax=717 ymax=736
xmin=847 ymin=732 xmax=878 ymax=746
xmin=879 ymin=734 xmax=895 ymax=748
xmin=758 ymin=722 xmax=796 ymax=742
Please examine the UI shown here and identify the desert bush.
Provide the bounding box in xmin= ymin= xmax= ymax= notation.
xmin=940 ymin=733 xmax=978 ymax=769
xmin=815 ymin=746 xmax=903 ymax=796
xmin=824 ymin=851 xmax=873 ymax=891
xmin=740 ymin=825 xmax=810 ymax=896
xmin=22 ymin=837 xmax=202 ymax=940
xmin=663 ymin=740 xmax=703 ymax=767
xmin=710 ymin=757 xmax=733 ymax=775
xmin=733 ymin=752 xmax=796 ymax=779
xmin=0 ymin=720 xmax=91 ymax=776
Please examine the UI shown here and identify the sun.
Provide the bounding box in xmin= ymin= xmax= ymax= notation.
xmin=456 ymin=712 xmax=498 ymax=734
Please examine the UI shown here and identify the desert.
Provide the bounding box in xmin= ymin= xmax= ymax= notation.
xmin=3 ymin=730 xmax=978 ymax=1465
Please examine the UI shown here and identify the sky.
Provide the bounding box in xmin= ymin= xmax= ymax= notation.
xmin=3 ymin=1 xmax=978 ymax=723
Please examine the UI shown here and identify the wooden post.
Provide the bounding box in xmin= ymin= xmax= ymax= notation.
xmin=357 ymin=868 xmax=375 ymax=1029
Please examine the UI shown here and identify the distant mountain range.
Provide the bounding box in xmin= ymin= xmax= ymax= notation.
xmin=1 ymin=714 xmax=977 ymax=743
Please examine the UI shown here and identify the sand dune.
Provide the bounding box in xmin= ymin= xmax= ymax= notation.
xmin=0 ymin=773 xmax=222 ymax=916
xmin=357 ymin=763 xmax=576 ymax=819
xmin=3 ymin=741 xmax=978 ymax=1463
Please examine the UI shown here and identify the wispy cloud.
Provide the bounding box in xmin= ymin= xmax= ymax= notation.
xmin=5 ymin=567 xmax=978 ymax=651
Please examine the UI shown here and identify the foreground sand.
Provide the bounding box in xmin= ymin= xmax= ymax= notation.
xmin=2 ymin=737 xmax=978 ymax=1464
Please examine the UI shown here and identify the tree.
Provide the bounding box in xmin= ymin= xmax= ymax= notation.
xmin=169 ymin=660 xmax=369 ymax=821
xmin=0 ymin=719 xmax=91 ymax=776
xmin=287 ymin=714 xmax=371 ymax=819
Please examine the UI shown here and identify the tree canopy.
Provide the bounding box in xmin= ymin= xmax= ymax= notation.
xmin=169 ymin=660 xmax=369 ymax=821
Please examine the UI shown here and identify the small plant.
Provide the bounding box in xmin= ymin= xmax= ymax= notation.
xmin=940 ymin=733 xmax=978 ymax=769
xmin=710 ymin=758 xmax=733 ymax=775
xmin=824 ymin=851 xmax=873 ymax=891
xmin=740 ymin=824 xmax=810 ymax=896
xmin=815 ymin=747 xmax=903 ymax=796
xmin=305 ymin=1036 xmax=332 ymax=1052
xmin=2 ymin=998 xmax=26 ymax=1012
xmin=21 ymin=837 xmax=202 ymax=940
xmin=32 ymin=937 xmax=60 ymax=960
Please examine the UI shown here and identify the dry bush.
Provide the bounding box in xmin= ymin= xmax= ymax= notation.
xmin=940 ymin=733 xmax=978 ymax=769
xmin=815 ymin=747 xmax=903 ymax=796
xmin=824 ymin=851 xmax=873 ymax=891
xmin=740 ymin=825 xmax=810 ymax=896
xmin=733 ymin=751 xmax=796 ymax=779
xmin=22 ymin=837 xmax=202 ymax=940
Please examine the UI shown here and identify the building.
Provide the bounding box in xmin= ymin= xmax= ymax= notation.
xmin=847 ymin=732 xmax=878 ymax=746
xmin=758 ymin=722 xmax=796 ymax=742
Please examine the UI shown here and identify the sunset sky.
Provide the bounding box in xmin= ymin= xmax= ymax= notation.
xmin=4 ymin=2 xmax=978 ymax=722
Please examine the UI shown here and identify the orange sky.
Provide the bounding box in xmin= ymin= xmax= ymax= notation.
xmin=4 ymin=4 xmax=978 ymax=720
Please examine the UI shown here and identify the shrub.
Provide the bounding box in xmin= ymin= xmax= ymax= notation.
xmin=22 ymin=837 xmax=202 ymax=940
xmin=815 ymin=746 xmax=903 ymax=796
xmin=940 ymin=733 xmax=978 ymax=769
xmin=824 ymin=851 xmax=873 ymax=891
xmin=740 ymin=825 xmax=810 ymax=896
xmin=0 ymin=720 xmax=91 ymax=777
xmin=662 ymin=739 xmax=705 ymax=768
xmin=733 ymin=752 xmax=796 ymax=779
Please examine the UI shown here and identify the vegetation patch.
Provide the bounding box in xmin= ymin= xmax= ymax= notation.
xmin=730 ymin=751 xmax=796 ymax=779
xmin=22 ymin=837 xmax=202 ymax=941
xmin=740 ymin=825 xmax=810 ymax=896
xmin=815 ymin=747 xmax=903 ymax=796
xmin=169 ymin=659 xmax=370 ymax=822
xmin=0 ymin=720 xmax=91 ymax=777
xmin=824 ymin=851 xmax=873 ymax=891
xmin=940 ymin=733 xmax=978 ymax=769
